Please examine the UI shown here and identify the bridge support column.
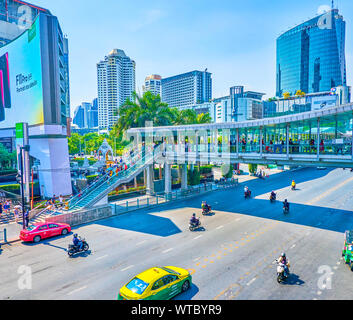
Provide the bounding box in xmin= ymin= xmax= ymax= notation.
xmin=317 ymin=118 xmax=320 ymax=160
xmin=146 ymin=164 xmax=154 ymax=195
xmin=180 ymin=164 xmax=188 ymax=191
xmin=164 ymin=164 xmax=172 ymax=197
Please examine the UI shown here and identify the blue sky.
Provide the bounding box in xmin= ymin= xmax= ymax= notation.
xmin=33 ymin=0 xmax=353 ymax=116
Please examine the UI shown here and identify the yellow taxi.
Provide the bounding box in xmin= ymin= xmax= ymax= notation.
xmin=118 ymin=266 xmax=192 ymax=300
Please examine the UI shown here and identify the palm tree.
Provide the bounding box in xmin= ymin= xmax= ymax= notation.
xmin=116 ymin=91 xmax=176 ymax=133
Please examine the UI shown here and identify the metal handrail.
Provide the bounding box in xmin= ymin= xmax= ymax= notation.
xmin=68 ymin=145 xmax=163 ymax=210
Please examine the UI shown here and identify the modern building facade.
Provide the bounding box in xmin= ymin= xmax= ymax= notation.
xmin=73 ymin=105 xmax=85 ymax=128
xmin=0 ymin=0 xmax=71 ymax=124
xmin=97 ymin=49 xmax=136 ymax=130
xmin=265 ymin=85 xmax=351 ymax=118
xmin=73 ymin=100 xmax=98 ymax=129
xmin=276 ymin=9 xmax=346 ymax=97
xmin=161 ymin=70 xmax=212 ymax=109
xmin=143 ymin=74 xmax=162 ymax=96
xmin=180 ymin=86 xmax=265 ymax=124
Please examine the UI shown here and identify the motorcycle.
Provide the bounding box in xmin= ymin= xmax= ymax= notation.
xmin=67 ymin=238 xmax=89 ymax=257
xmin=244 ymin=190 xmax=252 ymax=199
xmin=202 ymin=206 xmax=212 ymax=215
xmin=283 ymin=206 xmax=289 ymax=214
xmin=291 ymin=185 xmax=296 ymax=191
xmin=276 ymin=259 xmax=290 ymax=283
xmin=189 ymin=220 xmax=201 ymax=231
xmin=270 ymin=194 xmax=276 ymax=203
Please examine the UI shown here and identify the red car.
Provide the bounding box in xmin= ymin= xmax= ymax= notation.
xmin=20 ymin=222 xmax=71 ymax=243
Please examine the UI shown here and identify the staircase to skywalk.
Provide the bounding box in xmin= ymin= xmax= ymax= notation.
xmin=66 ymin=145 xmax=163 ymax=211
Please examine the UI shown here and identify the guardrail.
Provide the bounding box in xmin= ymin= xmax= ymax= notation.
xmin=112 ymin=180 xmax=238 ymax=216
xmin=0 ymin=228 xmax=7 ymax=244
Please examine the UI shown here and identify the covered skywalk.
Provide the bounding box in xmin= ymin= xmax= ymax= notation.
xmin=127 ymin=103 xmax=353 ymax=168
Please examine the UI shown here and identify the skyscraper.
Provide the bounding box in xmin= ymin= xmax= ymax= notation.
xmin=276 ymin=8 xmax=346 ymax=97
xmin=97 ymin=49 xmax=136 ymax=130
xmin=161 ymin=70 xmax=212 ymax=109
xmin=143 ymin=75 xmax=162 ymax=96
xmin=0 ymin=0 xmax=71 ymax=124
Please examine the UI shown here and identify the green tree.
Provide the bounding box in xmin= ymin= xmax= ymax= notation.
xmin=0 ymin=143 xmax=16 ymax=169
xmin=116 ymin=91 xmax=176 ymax=134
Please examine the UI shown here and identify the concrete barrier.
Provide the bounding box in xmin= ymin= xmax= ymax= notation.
xmin=45 ymin=205 xmax=114 ymax=227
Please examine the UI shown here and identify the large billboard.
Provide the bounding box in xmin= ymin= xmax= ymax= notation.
xmin=0 ymin=15 xmax=43 ymax=128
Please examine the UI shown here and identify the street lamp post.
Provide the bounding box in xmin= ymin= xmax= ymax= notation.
xmin=19 ymin=145 xmax=30 ymax=230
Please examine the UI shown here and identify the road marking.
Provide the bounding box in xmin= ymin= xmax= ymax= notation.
xmin=136 ymin=240 xmax=147 ymax=246
xmin=317 ymin=291 xmax=322 ymax=295
xmin=307 ymin=176 xmax=353 ymax=205
xmin=290 ymin=244 xmax=296 ymax=249
xmin=216 ymin=225 xmax=224 ymax=230
xmin=247 ymin=278 xmax=256 ymax=286
xmin=193 ymin=235 xmax=203 ymax=240
xmin=193 ymin=257 xmax=201 ymax=262
xmin=333 ymin=266 xmax=338 ymax=270
xmin=187 ymin=268 xmax=196 ymax=275
xmin=95 ymin=255 xmax=108 ymax=261
xmin=121 ymin=265 xmax=134 ymax=272
xmin=163 ymin=248 xmax=173 ymax=254
xmin=67 ymin=286 xmax=87 ymax=296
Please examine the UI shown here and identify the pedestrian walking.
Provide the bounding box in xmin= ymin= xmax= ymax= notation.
xmin=24 ymin=209 xmax=29 ymax=228
xmin=59 ymin=195 xmax=64 ymax=207
xmin=0 ymin=201 xmax=2 ymax=218
xmin=14 ymin=207 xmax=19 ymax=223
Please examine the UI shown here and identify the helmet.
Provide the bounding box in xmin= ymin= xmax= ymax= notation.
xmin=193 ymin=213 xmax=196 ymax=217
xmin=74 ymin=234 xmax=78 ymax=238
xmin=281 ymin=253 xmax=286 ymax=257
xmin=285 ymin=199 xmax=288 ymax=202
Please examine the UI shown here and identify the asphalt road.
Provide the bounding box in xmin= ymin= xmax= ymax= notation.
xmin=1 ymin=167 xmax=353 ymax=300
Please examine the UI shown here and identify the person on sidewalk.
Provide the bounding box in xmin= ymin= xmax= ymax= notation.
xmin=14 ymin=207 xmax=19 ymax=223
xmin=24 ymin=209 xmax=29 ymax=228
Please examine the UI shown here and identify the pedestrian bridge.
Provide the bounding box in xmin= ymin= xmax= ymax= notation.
xmin=61 ymin=104 xmax=353 ymax=211
xmin=127 ymin=103 xmax=353 ymax=168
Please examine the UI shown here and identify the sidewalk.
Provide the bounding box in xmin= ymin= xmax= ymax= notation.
xmin=0 ymin=221 xmax=23 ymax=244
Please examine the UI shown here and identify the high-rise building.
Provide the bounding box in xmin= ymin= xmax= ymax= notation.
xmin=276 ymin=8 xmax=346 ymax=97
xmin=0 ymin=0 xmax=71 ymax=124
xmin=73 ymin=100 xmax=98 ymax=129
xmin=97 ymin=49 xmax=136 ymax=130
xmin=143 ymin=74 xmax=162 ymax=96
xmin=161 ymin=70 xmax=212 ymax=109
xmin=73 ymin=105 xmax=85 ymax=129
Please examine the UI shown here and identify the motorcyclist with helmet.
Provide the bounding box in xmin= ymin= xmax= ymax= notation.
xmin=277 ymin=253 xmax=290 ymax=277
xmin=202 ymin=201 xmax=211 ymax=214
xmin=291 ymin=180 xmax=296 ymax=190
xmin=73 ymin=234 xmax=83 ymax=251
xmin=270 ymin=190 xmax=276 ymax=201
xmin=190 ymin=213 xmax=200 ymax=228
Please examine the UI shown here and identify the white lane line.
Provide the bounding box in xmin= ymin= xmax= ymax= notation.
xmin=216 ymin=225 xmax=224 ymax=230
xmin=290 ymin=244 xmax=296 ymax=249
xmin=193 ymin=257 xmax=201 ymax=262
xmin=247 ymin=278 xmax=257 ymax=286
xmin=163 ymin=248 xmax=174 ymax=254
xmin=317 ymin=291 xmax=322 ymax=295
xmin=95 ymin=255 xmax=108 ymax=261
xmin=121 ymin=265 xmax=134 ymax=272
xmin=67 ymin=286 xmax=87 ymax=296
xmin=194 ymin=235 xmax=203 ymax=240
xmin=136 ymin=240 xmax=147 ymax=246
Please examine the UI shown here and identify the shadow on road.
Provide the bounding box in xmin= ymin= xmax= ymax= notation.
xmin=67 ymin=250 xmax=92 ymax=258
xmin=95 ymin=211 xmax=182 ymax=237
xmin=151 ymin=168 xmax=353 ymax=233
xmin=173 ymin=283 xmax=199 ymax=300
xmin=280 ymin=273 xmax=305 ymax=286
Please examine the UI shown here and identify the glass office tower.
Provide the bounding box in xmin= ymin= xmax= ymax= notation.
xmin=276 ymin=9 xmax=346 ymax=97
